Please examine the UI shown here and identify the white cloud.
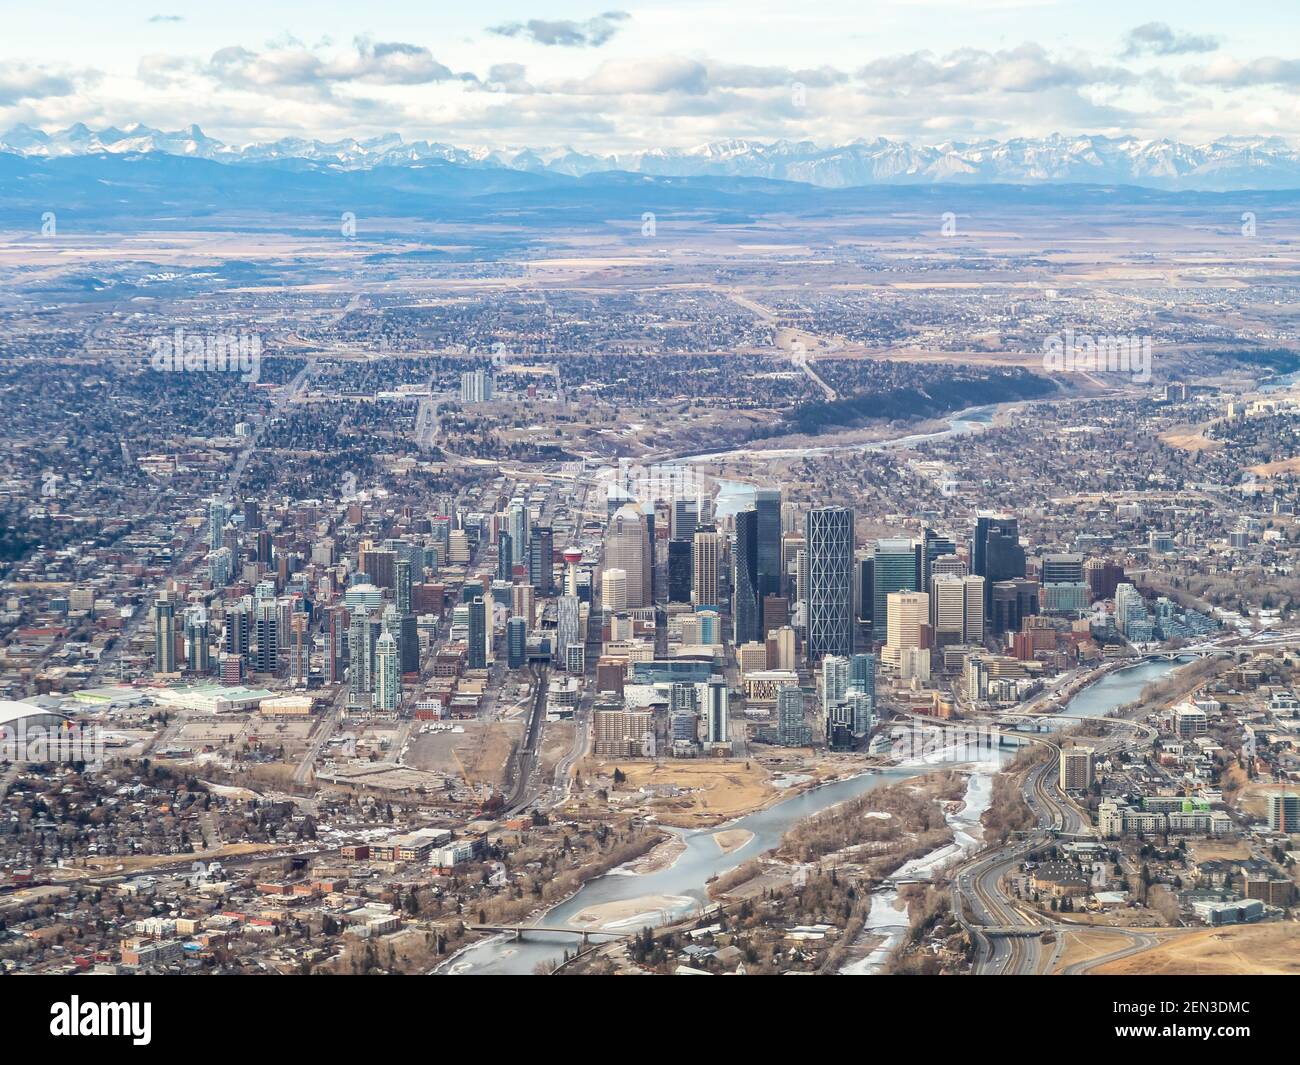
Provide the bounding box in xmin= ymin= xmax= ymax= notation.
xmin=4 ymin=28 xmax=1300 ymax=151
xmin=488 ymin=12 xmax=631 ymax=48
xmin=0 ymin=61 xmax=90 ymax=105
xmin=1122 ymin=22 xmax=1220 ymax=59
xmin=1185 ymin=56 xmax=1300 ymax=89
xmin=858 ymin=44 xmax=1134 ymax=95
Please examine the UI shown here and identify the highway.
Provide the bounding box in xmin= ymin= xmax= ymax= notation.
xmin=953 ymin=756 xmax=1061 ymax=975
xmin=947 ymin=708 xmax=1153 ymax=974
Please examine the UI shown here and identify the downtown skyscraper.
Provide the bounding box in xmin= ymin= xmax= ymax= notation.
xmin=207 ymin=498 xmax=229 ymax=554
xmin=807 ymin=506 xmax=854 ymax=661
xmin=755 ymin=488 xmax=782 ymax=601
xmin=349 ymin=606 xmax=375 ymax=699
xmin=529 ymin=525 xmax=555 ymax=596
xmin=507 ymin=498 xmax=529 ymax=566
xmin=153 ymin=591 xmax=176 ymax=673
xmin=733 ymin=508 xmax=761 ymax=645
xmin=873 ymin=537 xmax=919 ymax=643
xmin=467 ymin=596 xmax=487 ymax=670
xmin=604 ymin=504 xmax=650 ymax=608
xmin=185 ymin=607 xmax=211 ymax=674
xmin=973 ymin=513 xmax=1026 ymax=616
xmin=374 ymin=631 xmax=400 ymax=711
xmin=692 ymin=526 xmax=723 ymax=610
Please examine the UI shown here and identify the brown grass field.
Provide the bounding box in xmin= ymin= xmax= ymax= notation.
xmin=588 ymin=758 xmax=776 ymax=827
xmin=1093 ymin=923 xmax=1300 ymax=976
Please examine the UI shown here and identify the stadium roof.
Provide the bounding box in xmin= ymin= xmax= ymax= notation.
xmin=0 ymin=701 xmax=71 ymax=727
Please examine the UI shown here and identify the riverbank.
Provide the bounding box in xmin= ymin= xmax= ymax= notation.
xmin=614 ymin=833 xmax=686 ymax=875
xmin=840 ymin=761 xmax=999 ymax=974
xmin=579 ymin=752 xmax=898 ymax=829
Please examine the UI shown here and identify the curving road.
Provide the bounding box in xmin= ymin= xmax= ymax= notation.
xmin=1060 ymin=927 xmax=1162 ymax=975
xmin=947 ymin=710 xmax=1157 ymax=975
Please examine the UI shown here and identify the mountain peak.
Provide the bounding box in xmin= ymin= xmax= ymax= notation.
xmin=1 ymin=124 xmax=1297 ymax=190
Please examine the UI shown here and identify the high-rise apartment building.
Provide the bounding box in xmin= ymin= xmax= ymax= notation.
xmin=511 ymin=583 xmax=536 ymax=628
xmin=185 ymin=608 xmax=211 ymax=674
xmin=207 ymin=498 xmax=229 ymax=554
xmin=1059 ymin=747 xmax=1095 ymax=791
xmin=358 ymin=543 xmax=396 ymax=590
xmin=1268 ymin=793 xmax=1300 ymax=833
xmin=497 ymin=530 xmax=514 ymax=582
xmin=705 ymin=675 xmax=729 ymax=745
xmin=506 ymin=616 xmax=526 ymax=669
xmin=394 ymin=558 xmax=412 ymax=615
xmin=775 ymin=685 xmax=811 ymax=747
xmin=325 ymin=605 xmax=346 ymax=684
xmin=288 ymin=611 xmax=309 ymax=686
xmin=848 ymin=653 xmax=876 ymax=735
xmin=593 ymin=709 xmax=655 ymax=758
xmin=460 ymin=367 xmax=493 ymax=403
xmin=374 ymin=631 xmax=400 ymax=710
xmin=556 ymin=595 xmax=581 ymax=663
xmin=507 ymin=499 xmax=529 ymax=566
xmin=349 ymin=606 xmax=374 ymax=697
xmin=822 ymin=655 xmax=850 ymax=713
xmin=153 ymin=592 xmax=177 ymax=673
xmin=223 ymin=602 xmax=251 ymax=659
xmin=253 ymin=599 xmax=278 ymax=674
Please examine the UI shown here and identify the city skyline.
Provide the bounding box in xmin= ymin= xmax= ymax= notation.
xmin=1 ymin=0 xmax=1296 ymax=1008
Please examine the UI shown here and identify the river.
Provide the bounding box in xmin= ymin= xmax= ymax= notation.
xmin=678 ymin=404 xmax=997 ymax=469
xmin=687 ymin=405 xmax=995 ymax=518
xmin=438 ymin=656 xmax=1185 ymax=975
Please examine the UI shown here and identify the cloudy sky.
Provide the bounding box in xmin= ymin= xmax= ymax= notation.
xmin=2 ymin=1 xmax=1297 ymax=150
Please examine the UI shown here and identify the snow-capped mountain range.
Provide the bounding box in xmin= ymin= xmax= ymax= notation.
xmin=4 ymin=123 xmax=1300 ymax=190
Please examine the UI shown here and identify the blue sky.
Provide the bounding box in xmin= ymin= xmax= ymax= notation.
xmin=1 ymin=1 xmax=1296 ymax=149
